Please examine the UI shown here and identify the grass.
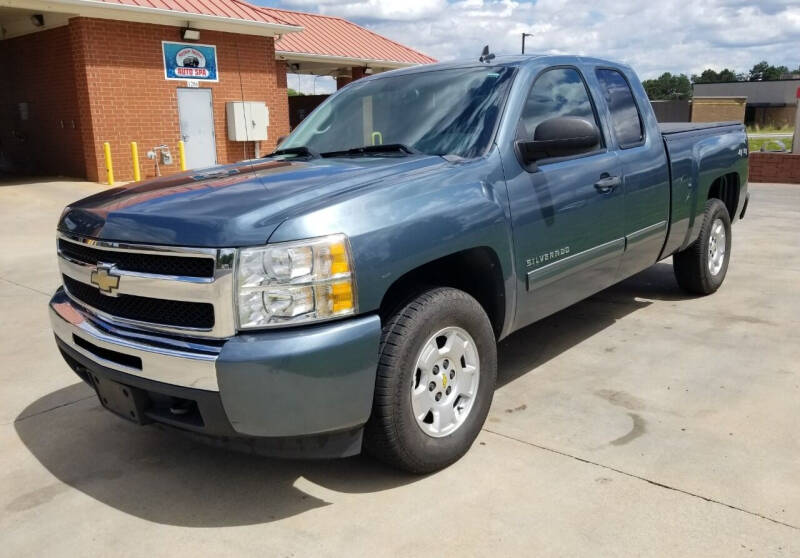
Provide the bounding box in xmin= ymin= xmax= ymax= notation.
xmin=749 ymin=136 xmax=793 ymax=152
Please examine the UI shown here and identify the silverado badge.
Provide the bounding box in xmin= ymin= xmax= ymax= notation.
xmin=526 ymin=246 xmax=570 ymax=268
xmin=90 ymin=265 xmax=120 ymax=295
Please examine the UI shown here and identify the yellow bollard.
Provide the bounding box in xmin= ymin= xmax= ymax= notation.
xmin=103 ymin=142 xmax=114 ymax=186
xmin=178 ymin=140 xmax=187 ymax=171
xmin=130 ymin=142 xmax=141 ymax=182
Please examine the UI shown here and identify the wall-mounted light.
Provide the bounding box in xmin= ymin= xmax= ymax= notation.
xmin=30 ymin=14 xmax=45 ymax=27
xmin=182 ymin=27 xmax=200 ymax=41
xmin=290 ymin=63 xmax=300 ymax=72
xmin=364 ymin=67 xmax=374 ymax=75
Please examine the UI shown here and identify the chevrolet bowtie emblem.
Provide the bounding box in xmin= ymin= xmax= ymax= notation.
xmin=91 ymin=265 xmax=120 ymax=295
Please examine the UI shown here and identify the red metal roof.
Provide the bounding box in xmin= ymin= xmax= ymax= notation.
xmin=78 ymin=0 xmax=435 ymax=65
xmin=81 ymin=0 xmax=292 ymax=26
xmin=264 ymin=7 xmax=436 ymax=65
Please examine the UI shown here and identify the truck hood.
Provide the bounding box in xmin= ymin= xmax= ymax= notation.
xmin=58 ymin=156 xmax=448 ymax=247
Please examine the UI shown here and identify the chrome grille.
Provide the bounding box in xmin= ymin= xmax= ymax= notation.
xmin=63 ymin=275 xmax=215 ymax=329
xmin=58 ymin=238 xmax=215 ymax=278
xmin=57 ymin=233 xmax=235 ymax=338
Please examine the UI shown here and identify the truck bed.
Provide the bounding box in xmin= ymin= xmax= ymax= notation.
xmin=659 ymin=122 xmax=742 ymax=135
xmin=658 ymin=120 xmax=748 ymax=259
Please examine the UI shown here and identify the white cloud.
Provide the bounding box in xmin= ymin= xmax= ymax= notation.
xmin=261 ymin=0 xmax=800 ymax=80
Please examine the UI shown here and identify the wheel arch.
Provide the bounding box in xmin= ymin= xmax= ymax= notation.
xmin=681 ymin=170 xmax=742 ymax=251
xmin=378 ymin=246 xmax=508 ymax=339
xmin=707 ymin=172 xmax=740 ymax=222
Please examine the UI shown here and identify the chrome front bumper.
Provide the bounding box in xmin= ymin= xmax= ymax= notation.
xmin=50 ymin=289 xmax=222 ymax=391
xmin=52 ymin=286 xmax=384 ymax=441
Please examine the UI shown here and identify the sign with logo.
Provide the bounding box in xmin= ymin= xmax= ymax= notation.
xmin=162 ymin=41 xmax=218 ymax=82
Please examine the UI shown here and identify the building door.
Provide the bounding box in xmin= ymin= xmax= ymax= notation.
xmin=177 ymin=88 xmax=217 ymax=170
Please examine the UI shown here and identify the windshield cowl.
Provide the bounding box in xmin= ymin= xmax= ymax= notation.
xmin=319 ymin=143 xmax=419 ymax=158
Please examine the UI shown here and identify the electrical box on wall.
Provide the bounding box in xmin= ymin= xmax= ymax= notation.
xmin=226 ymin=102 xmax=269 ymax=141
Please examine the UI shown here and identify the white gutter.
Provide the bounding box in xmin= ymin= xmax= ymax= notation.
xmin=275 ymin=50 xmax=420 ymax=70
xmin=9 ymin=0 xmax=303 ymax=36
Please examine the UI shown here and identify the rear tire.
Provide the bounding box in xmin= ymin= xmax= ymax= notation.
xmin=364 ymin=287 xmax=497 ymax=474
xmin=673 ymin=198 xmax=732 ymax=295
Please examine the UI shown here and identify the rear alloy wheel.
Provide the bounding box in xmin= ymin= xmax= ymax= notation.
xmin=364 ymin=287 xmax=497 ymax=473
xmin=707 ymin=218 xmax=727 ymax=277
xmin=673 ymin=198 xmax=732 ymax=295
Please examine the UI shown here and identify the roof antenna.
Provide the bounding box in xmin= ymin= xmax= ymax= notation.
xmin=479 ymin=45 xmax=495 ymax=63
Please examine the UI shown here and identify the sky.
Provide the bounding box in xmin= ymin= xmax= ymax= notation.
xmin=255 ymin=0 xmax=800 ymax=94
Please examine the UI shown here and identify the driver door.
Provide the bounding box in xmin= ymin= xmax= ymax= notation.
xmin=505 ymin=66 xmax=625 ymax=329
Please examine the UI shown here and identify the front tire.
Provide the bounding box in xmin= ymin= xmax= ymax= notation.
xmin=364 ymin=287 xmax=497 ymax=473
xmin=673 ymin=198 xmax=732 ymax=295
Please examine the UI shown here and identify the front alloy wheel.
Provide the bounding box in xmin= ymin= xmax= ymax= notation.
xmin=411 ymin=326 xmax=480 ymax=438
xmin=364 ymin=287 xmax=497 ymax=473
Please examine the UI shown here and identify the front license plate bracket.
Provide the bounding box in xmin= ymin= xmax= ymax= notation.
xmin=92 ymin=375 xmax=152 ymax=424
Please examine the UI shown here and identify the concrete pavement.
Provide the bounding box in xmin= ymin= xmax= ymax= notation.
xmin=0 ymin=179 xmax=798 ymax=556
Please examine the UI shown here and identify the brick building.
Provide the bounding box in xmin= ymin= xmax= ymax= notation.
xmin=0 ymin=0 xmax=434 ymax=182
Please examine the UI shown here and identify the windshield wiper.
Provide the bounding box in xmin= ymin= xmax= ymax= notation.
xmin=271 ymin=146 xmax=320 ymax=159
xmin=320 ymin=143 xmax=420 ymax=158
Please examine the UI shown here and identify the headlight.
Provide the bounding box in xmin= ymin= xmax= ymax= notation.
xmin=235 ymin=234 xmax=356 ymax=329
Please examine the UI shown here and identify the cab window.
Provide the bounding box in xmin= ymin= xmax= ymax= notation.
xmin=595 ymin=69 xmax=644 ymax=148
xmin=518 ymin=67 xmax=601 ymax=144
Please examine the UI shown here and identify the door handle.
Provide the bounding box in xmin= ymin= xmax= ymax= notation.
xmin=594 ymin=175 xmax=621 ymax=193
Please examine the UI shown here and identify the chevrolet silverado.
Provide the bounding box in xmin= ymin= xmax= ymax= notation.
xmin=51 ymin=54 xmax=749 ymax=473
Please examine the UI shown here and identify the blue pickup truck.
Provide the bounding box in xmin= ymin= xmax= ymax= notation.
xmin=51 ymin=54 xmax=748 ymax=473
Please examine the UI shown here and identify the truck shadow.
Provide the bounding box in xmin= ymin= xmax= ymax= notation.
xmin=497 ymin=261 xmax=691 ymax=387
xmin=13 ymin=261 xmax=693 ymax=527
xmin=12 ymin=390 xmax=414 ymax=526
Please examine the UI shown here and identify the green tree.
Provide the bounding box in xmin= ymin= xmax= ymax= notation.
xmin=287 ymin=88 xmax=304 ymax=97
xmin=642 ymin=72 xmax=692 ymax=100
xmin=748 ymin=61 xmax=789 ymax=81
xmin=692 ymin=69 xmax=718 ymax=83
xmin=691 ymin=68 xmax=740 ymax=84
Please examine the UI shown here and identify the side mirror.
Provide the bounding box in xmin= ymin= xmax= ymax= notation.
xmin=518 ymin=116 xmax=600 ymax=164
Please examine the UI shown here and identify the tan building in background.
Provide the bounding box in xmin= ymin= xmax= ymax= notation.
xmin=691 ymin=96 xmax=747 ymax=123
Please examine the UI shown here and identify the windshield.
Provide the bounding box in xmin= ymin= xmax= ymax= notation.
xmin=280 ymin=66 xmax=515 ymax=159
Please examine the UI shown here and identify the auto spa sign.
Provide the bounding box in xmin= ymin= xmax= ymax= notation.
xmin=162 ymin=41 xmax=219 ymax=82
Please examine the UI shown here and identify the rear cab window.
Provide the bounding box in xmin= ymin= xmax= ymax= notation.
xmin=595 ymin=68 xmax=645 ymax=148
